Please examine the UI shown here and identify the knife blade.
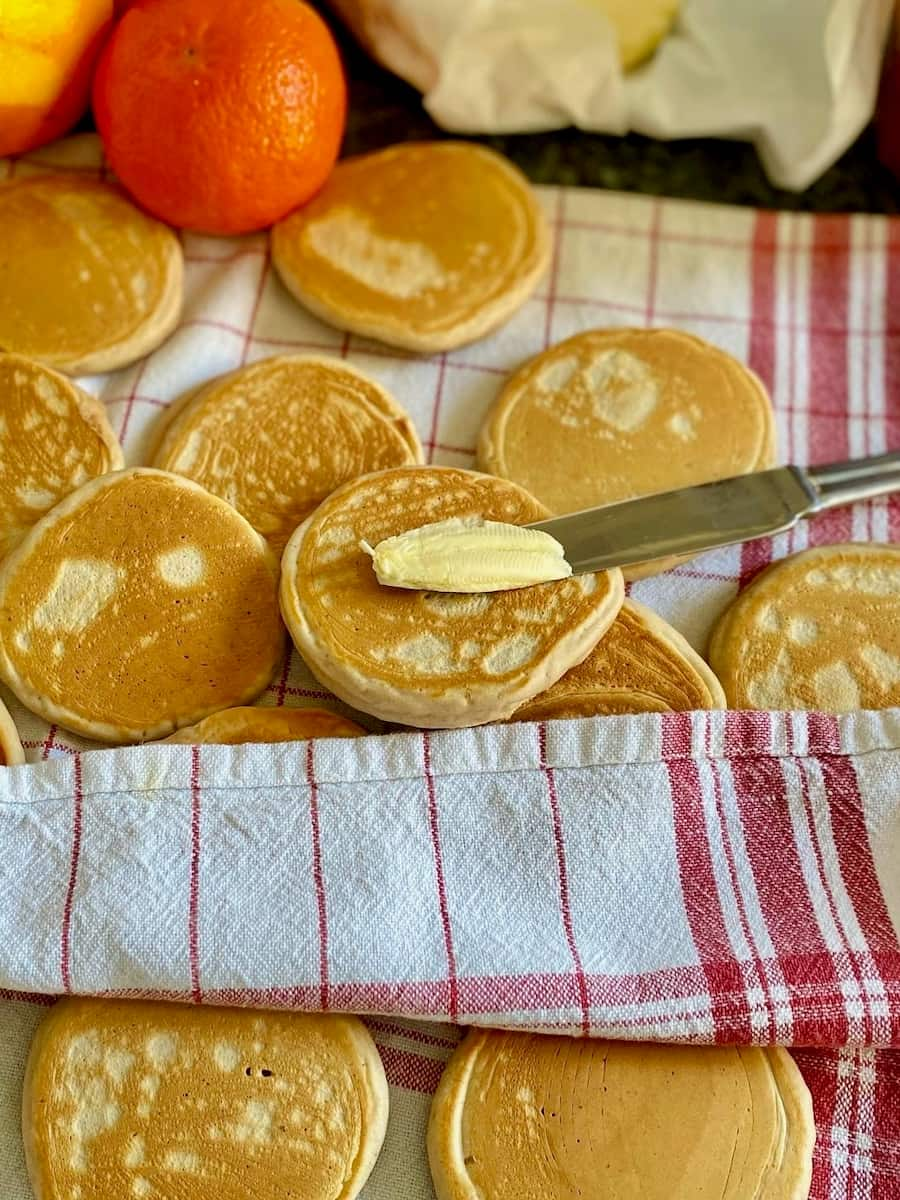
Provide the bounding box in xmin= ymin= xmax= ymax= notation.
xmin=525 ymin=453 xmax=900 ymax=575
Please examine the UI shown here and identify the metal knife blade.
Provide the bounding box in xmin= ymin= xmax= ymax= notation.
xmin=525 ymin=467 xmax=819 ymax=575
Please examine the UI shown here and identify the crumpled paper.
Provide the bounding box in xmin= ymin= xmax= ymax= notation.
xmin=329 ymin=0 xmax=893 ymax=190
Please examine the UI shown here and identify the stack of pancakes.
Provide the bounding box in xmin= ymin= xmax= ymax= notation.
xmin=0 ymin=146 xmax=897 ymax=752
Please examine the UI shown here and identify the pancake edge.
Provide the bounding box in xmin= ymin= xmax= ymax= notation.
xmin=0 ymin=693 xmax=24 ymax=765
xmin=270 ymin=142 xmax=551 ymax=354
xmin=0 ymin=467 xmax=285 ymax=743
xmin=426 ymin=1033 xmax=814 ymax=1200
xmin=159 ymin=705 xmax=369 ymax=744
xmin=279 ymin=468 xmax=625 ymax=729
xmin=0 ymin=176 xmax=184 ymax=375
xmin=0 ymin=354 xmax=124 ymax=560
xmin=478 ymin=327 xmax=778 ymax=581
xmin=150 ymin=353 xmax=423 ymax=482
xmin=426 ymin=1028 xmax=486 ymax=1200
xmin=512 ymin=597 xmax=726 ymax=720
xmin=21 ymin=999 xmax=391 ymax=1200
xmin=707 ymin=541 xmax=900 ymax=709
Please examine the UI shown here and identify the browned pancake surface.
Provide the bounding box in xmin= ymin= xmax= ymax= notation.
xmin=24 ymin=998 xmax=389 ymax=1200
xmin=512 ymin=599 xmax=725 ymax=719
xmin=163 ymin=706 xmax=367 ymax=744
xmin=271 ymin=142 xmax=549 ymax=351
xmin=0 ymin=353 xmax=122 ymax=559
xmin=428 ymin=1029 xmax=814 ymax=1200
xmin=0 ymin=175 xmax=182 ymax=372
xmin=709 ymin=542 xmax=900 ymax=710
xmin=153 ymin=356 xmax=422 ymax=555
xmin=281 ymin=467 xmax=624 ymax=727
xmin=479 ymin=328 xmax=776 ymax=516
xmin=0 ymin=469 xmax=283 ymax=742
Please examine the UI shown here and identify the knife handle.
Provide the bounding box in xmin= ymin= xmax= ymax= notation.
xmin=804 ymin=451 xmax=900 ymax=511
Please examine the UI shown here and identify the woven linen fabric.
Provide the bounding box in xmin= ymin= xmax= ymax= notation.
xmin=0 ymin=135 xmax=898 ymax=1197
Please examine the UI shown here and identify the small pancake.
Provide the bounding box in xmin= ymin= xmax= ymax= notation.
xmin=280 ymin=466 xmax=624 ymax=728
xmin=162 ymin=706 xmax=368 ymax=744
xmin=0 ymin=468 xmax=284 ymax=743
xmin=0 ymin=175 xmax=183 ymax=374
xmin=0 ymin=695 xmax=24 ymax=765
xmin=0 ymin=353 xmax=123 ymax=560
xmin=428 ymin=1029 xmax=814 ymax=1200
xmin=271 ymin=142 xmax=550 ymax=353
xmin=709 ymin=542 xmax=900 ymax=711
xmin=151 ymin=355 xmax=423 ymax=555
xmin=479 ymin=328 xmax=776 ymax=578
xmin=511 ymin=598 xmax=725 ymax=720
xmin=23 ymin=998 xmax=389 ymax=1200
xmin=587 ymin=0 xmax=681 ymax=68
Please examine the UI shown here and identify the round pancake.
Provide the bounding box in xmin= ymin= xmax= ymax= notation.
xmin=0 ymin=695 xmax=24 ymax=765
xmin=162 ymin=706 xmax=368 ymax=744
xmin=280 ymin=466 xmax=624 ymax=728
xmin=428 ymin=1029 xmax=814 ymax=1200
xmin=271 ymin=142 xmax=550 ymax=353
xmin=709 ymin=542 xmax=900 ymax=711
xmin=588 ymin=0 xmax=681 ymax=68
xmin=23 ymin=998 xmax=389 ymax=1200
xmin=0 ymin=468 xmax=284 ymax=743
xmin=511 ymin=598 xmax=725 ymax=720
xmin=479 ymin=328 xmax=776 ymax=578
xmin=151 ymin=355 xmax=423 ymax=555
xmin=0 ymin=353 xmax=123 ymax=560
xmin=0 ymin=175 xmax=183 ymax=374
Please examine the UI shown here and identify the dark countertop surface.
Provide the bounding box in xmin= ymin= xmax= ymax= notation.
xmin=327 ymin=7 xmax=900 ymax=215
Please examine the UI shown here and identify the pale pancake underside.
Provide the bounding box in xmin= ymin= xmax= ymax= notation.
xmin=479 ymin=327 xmax=777 ymax=580
xmin=280 ymin=466 xmax=624 ymax=728
xmin=709 ymin=542 xmax=900 ymax=711
xmin=162 ymin=706 xmax=368 ymax=745
xmin=23 ymin=998 xmax=389 ymax=1200
xmin=0 ymin=468 xmax=284 ymax=743
xmin=428 ymin=1029 xmax=814 ymax=1200
xmin=271 ymin=142 xmax=550 ymax=353
xmin=511 ymin=598 xmax=725 ymax=720
xmin=152 ymin=355 xmax=422 ymax=554
xmin=0 ymin=353 xmax=123 ymax=560
xmin=0 ymin=175 xmax=183 ymax=374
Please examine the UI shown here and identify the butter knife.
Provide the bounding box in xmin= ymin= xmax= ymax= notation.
xmin=526 ymin=452 xmax=900 ymax=575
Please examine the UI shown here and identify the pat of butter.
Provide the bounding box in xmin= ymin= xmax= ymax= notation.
xmin=361 ymin=517 xmax=572 ymax=592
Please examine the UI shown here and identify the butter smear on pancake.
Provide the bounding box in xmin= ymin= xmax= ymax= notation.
xmin=362 ymin=517 xmax=572 ymax=592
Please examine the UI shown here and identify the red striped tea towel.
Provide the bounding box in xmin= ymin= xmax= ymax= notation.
xmin=0 ymin=135 xmax=898 ymax=1198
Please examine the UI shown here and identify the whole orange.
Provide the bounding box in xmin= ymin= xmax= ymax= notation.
xmin=0 ymin=0 xmax=113 ymax=158
xmin=92 ymin=0 xmax=346 ymax=234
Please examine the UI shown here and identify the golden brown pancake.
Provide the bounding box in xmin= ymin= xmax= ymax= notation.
xmin=162 ymin=706 xmax=368 ymax=744
xmin=280 ymin=466 xmax=624 ymax=728
xmin=0 ymin=468 xmax=284 ymax=743
xmin=0 ymin=695 xmax=24 ymax=765
xmin=23 ymin=998 xmax=389 ymax=1200
xmin=0 ymin=175 xmax=183 ymax=374
xmin=709 ymin=542 xmax=900 ymax=711
xmin=479 ymin=328 xmax=776 ymax=578
xmin=428 ymin=1029 xmax=814 ymax=1200
xmin=271 ymin=142 xmax=550 ymax=353
xmin=0 ymin=353 xmax=122 ymax=560
xmin=511 ymin=598 xmax=725 ymax=719
xmin=151 ymin=355 xmax=422 ymax=555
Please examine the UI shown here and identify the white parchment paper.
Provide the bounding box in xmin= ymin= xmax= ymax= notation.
xmin=330 ymin=0 xmax=894 ymax=190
